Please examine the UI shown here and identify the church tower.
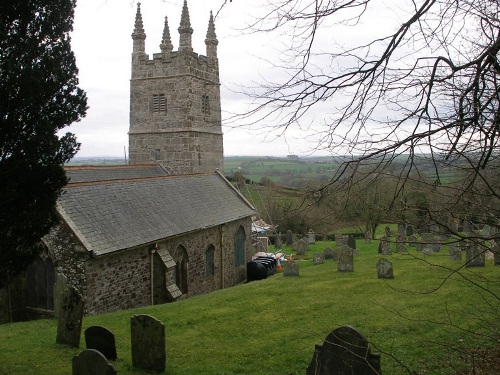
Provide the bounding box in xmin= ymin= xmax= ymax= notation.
xmin=129 ymin=1 xmax=223 ymax=175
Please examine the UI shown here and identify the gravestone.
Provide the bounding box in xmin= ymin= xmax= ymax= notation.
xmin=406 ymin=225 xmax=414 ymax=236
xmin=419 ymin=233 xmax=434 ymax=254
xmin=385 ymin=226 xmax=392 ymax=237
xmin=323 ymin=247 xmax=335 ymax=260
xmin=53 ymin=271 xmax=69 ymax=319
xmin=56 ymin=286 xmax=84 ymax=347
xmin=292 ymin=241 xmax=298 ymax=251
xmin=85 ymin=326 xmax=117 ymax=360
xmin=491 ymin=239 xmax=500 ymax=266
xmin=448 ymin=242 xmax=462 ymax=261
xmin=465 ymin=242 xmax=486 ymax=267
xmin=131 ymin=314 xmax=166 ymax=372
xmin=396 ymin=235 xmax=406 ymax=253
xmin=285 ymin=230 xmax=293 ymax=246
xmin=376 ymin=258 xmax=394 ymax=279
xmin=335 ymin=234 xmax=348 ymax=246
xmin=408 ymin=235 xmax=417 ymax=248
xmin=378 ymin=236 xmax=392 ymax=255
xmin=398 ymin=223 xmax=406 ymax=236
xmin=306 ymin=326 xmax=381 ymax=375
xmin=72 ymin=349 xmax=116 ymax=375
xmin=283 ymin=261 xmax=299 ymax=276
xmin=347 ymin=235 xmax=356 ymax=250
xmin=296 ymin=238 xmax=307 ymax=255
xmin=303 ymin=236 xmax=310 ymax=251
xmin=337 ymin=245 xmax=353 ymax=272
xmin=313 ymin=253 xmax=325 ymax=265
xmin=364 ymin=230 xmax=372 ymax=243
xmin=462 ymin=220 xmax=472 ymax=234
xmin=275 ymin=235 xmax=283 ymax=249
xmin=308 ymin=229 xmax=316 ymax=244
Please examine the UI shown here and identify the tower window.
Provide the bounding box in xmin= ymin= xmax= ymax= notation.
xmin=202 ymin=95 xmax=210 ymax=115
xmin=153 ymin=94 xmax=166 ymax=113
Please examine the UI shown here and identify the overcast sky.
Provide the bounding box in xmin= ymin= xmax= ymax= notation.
xmin=67 ymin=0 xmax=319 ymax=158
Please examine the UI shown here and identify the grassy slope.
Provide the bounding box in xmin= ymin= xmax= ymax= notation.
xmin=1 ymin=237 xmax=499 ymax=374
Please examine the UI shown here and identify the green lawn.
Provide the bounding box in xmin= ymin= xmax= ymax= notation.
xmin=1 ymin=239 xmax=499 ymax=374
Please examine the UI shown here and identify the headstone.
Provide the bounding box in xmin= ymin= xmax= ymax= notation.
xmin=398 ymin=223 xmax=406 ymax=236
xmin=285 ymin=230 xmax=293 ymax=246
xmin=492 ymin=240 xmax=500 ymax=266
xmin=306 ymin=326 xmax=381 ymax=375
xmin=323 ymin=247 xmax=335 ymax=260
xmin=406 ymin=225 xmax=414 ymax=236
xmin=313 ymin=253 xmax=325 ymax=265
xmin=296 ymin=238 xmax=307 ymax=255
xmin=448 ymin=241 xmax=462 ymax=261
xmin=335 ymin=234 xmax=348 ymax=246
xmin=408 ymin=235 xmax=417 ymax=247
xmin=376 ymin=258 xmax=394 ymax=279
xmin=56 ymin=286 xmax=84 ymax=347
xmin=85 ymin=326 xmax=117 ymax=361
xmin=292 ymin=241 xmax=298 ymax=251
xmin=385 ymin=226 xmax=392 ymax=237
xmin=274 ymin=235 xmax=283 ymax=249
xmin=283 ymin=260 xmax=299 ymax=276
xmin=462 ymin=220 xmax=472 ymax=234
xmin=378 ymin=236 xmax=392 ymax=255
xmin=72 ymin=349 xmax=116 ymax=375
xmin=322 ymin=233 xmax=329 ymax=241
xmin=364 ymin=230 xmax=372 ymax=244
xmin=396 ymin=235 xmax=406 ymax=253
xmin=420 ymin=233 xmax=434 ymax=254
xmin=303 ymin=236 xmax=310 ymax=251
xmin=257 ymin=237 xmax=269 ymax=252
xmin=308 ymin=229 xmax=316 ymax=244
xmin=131 ymin=314 xmax=166 ymax=372
xmin=337 ymin=245 xmax=353 ymax=272
xmin=465 ymin=241 xmax=486 ymax=267
xmin=53 ymin=271 xmax=69 ymax=319
xmin=347 ymin=235 xmax=356 ymax=250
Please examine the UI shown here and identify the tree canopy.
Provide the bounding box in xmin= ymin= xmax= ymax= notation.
xmin=0 ymin=0 xmax=87 ymax=288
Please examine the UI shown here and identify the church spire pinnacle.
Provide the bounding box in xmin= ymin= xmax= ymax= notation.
xmin=178 ymin=0 xmax=193 ymax=52
xmin=132 ymin=2 xmax=146 ymax=57
xmin=205 ymin=11 xmax=218 ymax=61
xmin=160 ymin=16 xmax=173 ymax=53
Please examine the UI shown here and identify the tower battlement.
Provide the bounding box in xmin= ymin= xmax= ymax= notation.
xmin=129 ymin=1 xmax=223 ymax=175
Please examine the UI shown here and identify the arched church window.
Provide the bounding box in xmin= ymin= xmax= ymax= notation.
xmin=205 ymin=245 xmax=215 ymax=277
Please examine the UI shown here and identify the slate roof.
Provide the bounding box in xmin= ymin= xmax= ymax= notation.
xmin=57 ymin=172 xmax=255 ymax=256
xmin=65 ymin=164 xmax=168 ymax=183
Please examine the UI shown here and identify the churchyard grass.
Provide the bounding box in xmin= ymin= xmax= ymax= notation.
xmin=0 ymin=237 xmax=498 ymax=374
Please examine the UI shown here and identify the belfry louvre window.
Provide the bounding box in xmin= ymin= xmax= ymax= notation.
xmin=202 ymin=95 xmax=210 ymax=115
xmin=153 ymin=94 xmax=166 ymax=113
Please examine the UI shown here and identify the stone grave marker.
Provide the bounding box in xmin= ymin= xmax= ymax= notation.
xmin=285 ymin=230 xmax=293 ymax=246
xmin=385 ymin=225 xmax=392 ymax=237
xmin=275 ymin=235 xmax=283 ymax=249
xmin=448 ymin=241 xmax=462 ymax=261
xmin=323 ymin=247 xmax=335 ymax=260
xmin=337 ymin=245 xmax=353 ymax=272
xmin=303 ymin=236 xmax=310 ymax=251
xmin=53 ymin=271 xmax=68 ymax=319
xmin=378 ymin=236 xmax=392 ymax=255
xmin=408 ymin=235 xmax=417 ymax=247
xmin=306 ymin=325 xmax=381 ymax=375
xmin=492 ymin=239 xmax=500 ymax=266
xmin=406 ymin=225 xmax=414 ymax=236
xmin=131 ymin=314 xmax=166 ymax=372
xmin=398 ymin=223 xmax=406 ymax=236
xmin=313 ymin=253 xmax=325 ymax=265
xmin=296 ymin=238 xmax=307 ymax=255
xmin=396 ymin=235 xmax=406 ymax=253
xmin=72 ymin=349 xmax=116 ymax=375
xmin=347 ymin=235 xmax=356 ymax=250
xmin=364 ymin=230 xmax=372 ymax=243
xmin=283 ymin=260 xmax=299 ymax=276
xmin=465 ymin=242 xmax=485 ymax=267
xmin=462 ymin=220 xmax=472 ymax=234
xmin=292 ymin=241 xmax=298 ymax=251
xmin=335 ymin=234 xmax=348 ymax=246
xmin=376 ymin=258 xmax=394 ymax=279
xmin=56 ymin=286 xmax=84 ymax=347
xmin=308 ymin=229 xmax=316 ymax=244
xmin=85 ymin=326 xmax=117 ymax=360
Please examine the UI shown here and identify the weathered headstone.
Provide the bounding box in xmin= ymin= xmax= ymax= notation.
xmin=337 ymin=245 xmax=353 ymax=272
xmin=376 ymin=258 xmax=394 ymax=279
xmin=492 ymin=239 xmax=500 ymax=266
xmin=323 ymin=247 xmax=335 ymax=260
xmin=462 ymin=220 xmax=472 ymax=234
xmin=406 ymin=225 xmax=414 ymax=236
xmin=335 ymin=234 xmax=348 ymax=246
xmin=72 ymin=349 xmax=117 ymax=375
xmin=465 ymin=242 xmax=486 ymax=267
xmin=292 ymin=241 xmax=298 ymax=251
xmin=306 ymin=326 xmax=381 ymax=375
xmin=283 ymin=260 xmax=299 ymax=276
xmin=274 ymin=235 xmax=283 ymax=249
xmin=378 ymin=236 xmax=392 ymax=255
xmin=296 ymin=238 xmax=307 ymax=255
xmin=385 ymin=226 xmax=392 ymax=237
xmin=347 ymin=235 xmax=356 ymax=250
xmin=408 ymin=235 xmax=417 ymax=247
xmin=308 ymin=229 xmax=316 ymax=244
xmin=313 ymin=253 xmax=325 ymax=265
xmin=53 ymin=271 xmax=69 ymax=319
xmin=396 ymin=235 xmax=406 ymax=253
xmin=85 ymin=326 xmax=117 ymax=361
xmin=285 ymin=230 xmax=293 ymax=246
xmin=364 ymin=230 xmax=372 ymax=244
xmin=448 ymin=241 xmax=462 ymax=261
xmin=131 ymin=314 xmax=166 ymax=372
xmin=398 ymin=223 xmax=406 ymax=236
xmin=56 ymin=286 xmax=84 ymax=347
xmin=303 ymin=236 xmax=310 ymax=251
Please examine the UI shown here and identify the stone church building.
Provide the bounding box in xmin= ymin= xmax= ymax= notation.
xmin=0 ymin=1 xmax=254 ymax=322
